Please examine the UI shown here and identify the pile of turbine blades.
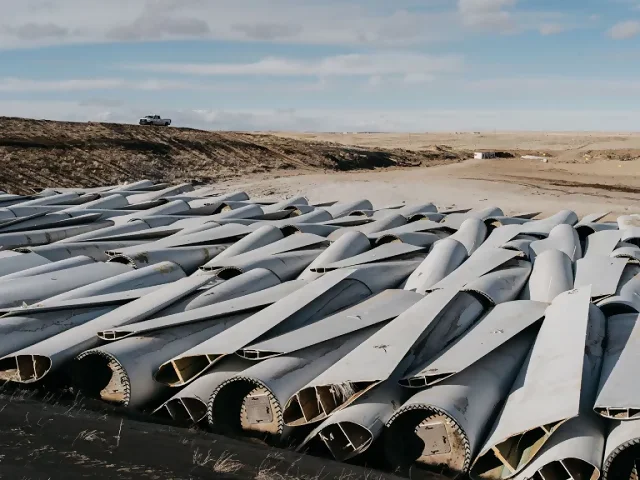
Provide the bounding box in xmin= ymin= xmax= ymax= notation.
xmin=2 ymin=181 xmax=640 ymax=478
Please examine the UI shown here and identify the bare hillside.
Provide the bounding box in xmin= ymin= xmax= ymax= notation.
xmin=0 ymin=117 xmax=466 ymax=194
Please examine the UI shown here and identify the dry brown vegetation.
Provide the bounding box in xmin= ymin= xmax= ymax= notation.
xmin=0 ymin=117 xmax=468 ymax=194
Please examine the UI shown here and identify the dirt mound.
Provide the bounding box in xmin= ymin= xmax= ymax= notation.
xmin=0 ymin=117 xmax=467 ymax=194
xmin=0 ymin=386 xmax=447 ymax=480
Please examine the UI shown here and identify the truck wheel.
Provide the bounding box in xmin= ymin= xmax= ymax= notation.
xmin=164 ymin=122 xmax=169 ymax=126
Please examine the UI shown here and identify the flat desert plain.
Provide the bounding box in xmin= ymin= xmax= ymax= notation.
xmin=220 ymin=131 xmax=640 ymax=220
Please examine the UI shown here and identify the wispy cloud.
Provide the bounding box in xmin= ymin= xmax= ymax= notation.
xmin=538 ymin=23 xmax=565 ymax=35
xmin=128 ymin=53 xmax=464 ymax=79
xmin=0 ymin=77 xmax=205 ymax=92
xmin=0 ymin=0 xmax=457 ymax=49
xmin=458 ymin=0 xmax=518 ymax=32
xmin=465 ymin=76 xmax=640 ymax=94
xmin=2 ymin=99 xmax=640 ymax=132
xmin=609 ymin=20 xmax=640 ymax=39
xmin=0 ymin=77 xmax=330 ymax=93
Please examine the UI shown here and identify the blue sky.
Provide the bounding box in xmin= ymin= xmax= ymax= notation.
xmin=1 ymin=0 xmax=640 ymax=131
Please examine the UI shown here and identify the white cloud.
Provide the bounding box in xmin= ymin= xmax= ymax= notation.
xmin=458 ymin=0 xmax=517 ymax=13
xmin=539 ymin=23 xmax=564 ymax=35
xmin=0 ymin=0 xmax=457 ymax=49
xmin=0 ymin=77 xmax=218 ymax=92
xmin=129 ymin=53 xmax=464 ymax=78
xmin=5 ymin=22 xmax=69 ymax=40
xmin=0 ymin=76 xmax=331 ymax=93
xmin=2 ymin=100 xmax=640 ymax=132
xmin=465 ymin=76 xmax=640 ymax=95
xmin=0 ymin=0 xmax=583 ymax=49
xmin=609 ymin=20 xmax=640 ymax=39
xmin=0 ymin=78 xmax=124 ymax=92
xmin=107 ymin=15 xmax=211 ymax=41
xmin=458 ymin=0 xmax=517 ymax=31
xmin=403 ymin=73 xmax=436 ymax=84
xmin=367 ymin=76 xmax=384 ymax=88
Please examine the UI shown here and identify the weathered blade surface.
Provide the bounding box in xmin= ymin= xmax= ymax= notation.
xmin=512 ymin=304 xmax=606 ymax=480
xmin=594 ymin=313 xmax=640 ymax=420
xmin=429 ymin=248 xmax=521 ymax=291
xmin=374 ymin=232 xmax=440 ymax=248
xmin=0 ymin=252 xmax=51 ymax=277
xmin=401 ymin=300 xmax=547 ymax=388
xmin=386 ymin=329 xmax=536 ymax=478
xmin=574 ymin=256 xmax=628 ymax=298
xmin=442 ymin=207 xmax=503 ymax=230
xmin=184 ymin=268 xmax=282 ymax=310
xmin=596 ymin=265 xmax=640 ymax=316
xmin=213 ymin=225 xmax=284 ymax=260
xmin=0 ymin=255 xmax=96 ymax=281
xmin=0 ymin=273 xmax=214 ymax=383
xmin=470 ymin=286 xmax=593 ymax=479
xmin=449 ymin=218 xmax=488 ymax=255
xmin=154 ymin=269 xmax=373 ymax=386
xmin=529 ymin=223 xmax=582 ymax=261
xmin=240 ymin=289 xmax=423 ymax=359
xmin=519 ymin=249 xmax=574 ymax=303
xmin=584 ymin=229 xmax=622 ymax=258
xmin=282 ymin=288 xmax=470 ymax=426
xmin=40 ymin=261 xmax=186 ymax=303
xmin=200 ymin=233 xmax=329 ymax=269
xmin=461 ymin=260 xmax=531 ymax=306
xmin=0 ymin=306 xmax=117 ymax=359
xmin=403 ymin=238 xmax=468 ymax=294
xmin=0 ymin=222 xmax=113 ymax=250
xmin=299 ymin=231 xmax=371 ymax=280
xmin=320 ymin=243 xmax=427 ymax=271
xmin=99 ymin=281 xmax=306 ymax=340
xmin=109 ymin=246 xmax=226 ymax=274
xmin=519 ymin=210 xmax=579 ymax=236
xmin=0 ymin=262 xmax=131 ymax=308
xmin=0 ymin=286 xmax=161 ymax=316
xmin=73 ymin=315 xmax=256 ymax=409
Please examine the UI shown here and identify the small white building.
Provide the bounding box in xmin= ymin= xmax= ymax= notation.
xmin=474 ymin=151 xmax=496 ymax=159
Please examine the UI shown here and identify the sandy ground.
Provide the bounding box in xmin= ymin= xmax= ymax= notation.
xmin=2 ymin=117 xmax=639 ymax=217
xmin=276 ymin=131 xmax=640 ymax=152
xmin=217 ymin=157 xmax=640 ymax=220
xmin=227 ymin=131 xmax=640 ymax=219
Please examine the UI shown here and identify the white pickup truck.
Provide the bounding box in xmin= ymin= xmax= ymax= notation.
xmin=139 ymin=115 xmax=171 ymax=126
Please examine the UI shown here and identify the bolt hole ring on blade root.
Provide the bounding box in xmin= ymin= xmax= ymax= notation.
xmin=605 ymin=436 xmax=640 ymax=480
xmin=72 ymin=350 xmax=130 ymax=406
xmin=208 ymin=377 xmax=284 ymax=440
xmin=384 ymin=405 xmax=471 ymax=478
